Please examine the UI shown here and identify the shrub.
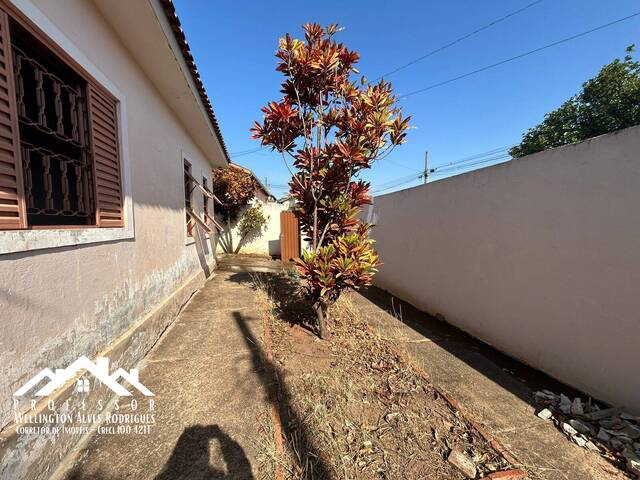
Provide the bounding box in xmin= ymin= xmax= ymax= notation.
xmin=251 ymin=23 xmax=410 ymax=338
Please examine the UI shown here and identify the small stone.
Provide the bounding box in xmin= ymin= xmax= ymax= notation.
xmin=585 ymin=441 xmax=601 ymax=452
xmin=623 ymin=448 xmax=640 ymax=477
xmin=597 ymin=428 xmax=612 ymax=442
xmin=587 ymin=407 xmax=622 ymax=421
xmin=616 ymin=434 xmax=633 ymax=445
xmin=385 ymin=412 xmax=400 ymax=422
xmin=600 ymin=418 xmax=625 ymax=429
xmin=572 ymin=435 xmax=588 ymax=447
xmin=620 ymin=424 xmax=640 ymax=440
xmin=610 ymin=438 xmax=624 ymax=451
xmin=448 ymin=448 xmax=477 ymax=478
xmin=569 ymin=419 xmax=593 ymax=435
xmin=535 ymin=391 xmax=558 ymax=405
xmin=622 ymin=448 xmax=640 ymax=462
xmin=559 ymin=394 xmax=572 ymax=414
xmin=571 ymin=398 xmax=584 ymax=416
xmin=537 ymin=408 xmax=553 ymax=420
xmin=562 ymin=422 xmax=578 ymax=436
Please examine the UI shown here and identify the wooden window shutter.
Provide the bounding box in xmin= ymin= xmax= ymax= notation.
xmin=0 ymin=10 xmax=26 ymax=229
xmin=87 ymin=84 xmax=124 ymax=227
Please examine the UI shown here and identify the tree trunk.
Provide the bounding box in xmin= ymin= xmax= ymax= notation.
xmin=314 ymin=300 xmax=328 ymax=339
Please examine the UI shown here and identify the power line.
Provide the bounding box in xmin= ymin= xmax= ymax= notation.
xmin=371 ymin=144 xmax=516 ymax=193
xmin=230 ymin=147 xmax=262 ymax=157
xmin=372 ymin=174 xmax=423 ymax=194
xmin=377 ymin=0 xmax=544 ymax=80
xmin=372 ymin=172 xmax=423 ymax=190
xmin=386 ymin=158 xmax=422 ymax=172
xmin=430 ymin=145 xmax=514 ymax=171
xmin=400 ymin=11 xmax=640 ymax=99
xmin=431 ymin=154 xmax=511 ymax=175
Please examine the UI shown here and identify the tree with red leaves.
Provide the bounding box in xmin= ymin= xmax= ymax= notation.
xmin=212 ymin=166 xmax=258 ymax=253
xmin=252 ymin=23 xmax=410 ymax=338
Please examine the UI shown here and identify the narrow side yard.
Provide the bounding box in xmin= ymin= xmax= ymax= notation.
xmin=53 ymin=256 xmax=631 ymax=479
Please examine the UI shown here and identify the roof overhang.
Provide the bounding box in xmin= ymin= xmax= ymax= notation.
xmin=91 ymin=0 xmax=229 ymax=168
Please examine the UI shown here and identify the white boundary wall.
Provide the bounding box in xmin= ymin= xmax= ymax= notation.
xmin=217 ymin=199 xmax=292 ymax=256
xmin=365 ymin=126 xmax=640 ymax=413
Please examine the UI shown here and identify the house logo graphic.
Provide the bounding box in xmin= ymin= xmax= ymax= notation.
xmin=14 ymin=356 xmax=154 ymax=397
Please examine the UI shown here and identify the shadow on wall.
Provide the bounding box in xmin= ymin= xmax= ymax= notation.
xmin=268 ymin=239 xmax=280 ymax=257
xmin=217 ymin=220 xmax=268 ymax=255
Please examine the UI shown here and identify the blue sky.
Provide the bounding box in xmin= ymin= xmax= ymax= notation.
xmin=174 ymin=0 xmax=639 ymax=197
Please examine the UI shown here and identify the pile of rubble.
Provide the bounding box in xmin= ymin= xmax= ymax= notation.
xmin=535 ymin=390 xmax=640 ymax=478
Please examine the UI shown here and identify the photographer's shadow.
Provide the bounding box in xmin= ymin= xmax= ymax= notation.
xmin=155 ymin=424 xmax=253 ymax=480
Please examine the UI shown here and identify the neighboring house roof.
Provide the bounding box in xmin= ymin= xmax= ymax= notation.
xmin=229 ymin=163 xmax=274 ymax=200
xmin=159 ymin=0 xmax=230 ymax=164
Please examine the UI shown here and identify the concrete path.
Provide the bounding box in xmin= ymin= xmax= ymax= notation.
xmin=351 ymin=287 xmax=627 ymax=480
xmin=55 ymin=265 xmax=278 ymax=480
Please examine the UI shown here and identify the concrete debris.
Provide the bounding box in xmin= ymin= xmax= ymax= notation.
xmin=568 ymin=419 xmax=593 ymax=435
xmin=572 ymin=434 xmax=588 ymax=447
xmin=562 ymin=422 xmax=578 ymax=436
xmin=611 ymin=438 xmax=624 ymax=451
xmin=587 ymin=407 xmax=622 ymax=421
xmin=624 ymin=449 xmax=640 ymax=478
xmin=559 ymin=394 xmax=572 ymax=414
xmin=585 ymin=441 xmax=601 ymax=453
xmin=534 ymin=390 xmax=640 ymax=477
xmin=536 ymin=408 xmax=553 ymax=420
xmin=597 ymin=428 xmax=611 ymax=442
xmin=571 ymin=397 xmax=584 ymax=416
xmin=447 ymin=448 xmax=477 ymax=478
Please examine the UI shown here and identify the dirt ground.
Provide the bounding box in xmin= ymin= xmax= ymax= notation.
xmin=254 ymin=272 xmax=512 ymax=479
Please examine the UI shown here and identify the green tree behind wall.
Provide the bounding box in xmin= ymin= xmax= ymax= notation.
xmin=510 ymin=46 xmax=640 ymax=158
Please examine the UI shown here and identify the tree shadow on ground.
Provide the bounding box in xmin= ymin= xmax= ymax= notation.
xmin=65 ymin=425 xmax=253 ymax=480
xmin=155 ymin=424 xmax=253 ymax=480
xmin=357 ymin=285 xmax=591 ymax=408
xmin=247 ymin=271 xmax=319 ymax=336
xmin=228 ymin=271 xmax=333 ymax=479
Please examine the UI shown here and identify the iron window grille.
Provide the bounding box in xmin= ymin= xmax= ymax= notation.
xmin=10 ymin=19 xmax=95 ymax=227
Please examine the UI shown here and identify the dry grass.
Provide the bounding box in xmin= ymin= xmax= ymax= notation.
xmin=252 ymin=273 xmax=511 ymax=479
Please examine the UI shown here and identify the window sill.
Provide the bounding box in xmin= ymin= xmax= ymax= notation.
xmin=0 ymin=225 xmax=134 ymax=255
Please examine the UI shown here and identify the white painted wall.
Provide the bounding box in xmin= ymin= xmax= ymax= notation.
xmin=218 ymin=199 xmax=292 ymax=256
xmin=365 ymin=126 xmax=640 ymax=413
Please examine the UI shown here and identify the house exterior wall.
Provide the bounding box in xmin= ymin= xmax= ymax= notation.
xmin=0 ymin=0 xmax=221 ymax=436
xmin=365 ymin=126 xmax=640 ymax=413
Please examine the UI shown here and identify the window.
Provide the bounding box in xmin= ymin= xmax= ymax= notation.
xmin=0 ymin=8 xmax=123 ymax=230
xmin=183 ymin=160 xmax=192 ymax=236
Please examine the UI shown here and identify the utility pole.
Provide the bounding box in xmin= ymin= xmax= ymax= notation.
xmin=423 ymin=151 xmax=429 ymax=184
